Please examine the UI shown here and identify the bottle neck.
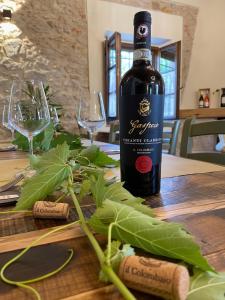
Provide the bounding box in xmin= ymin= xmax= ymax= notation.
xmin=133 ymin=21 xmax=151 ymax=64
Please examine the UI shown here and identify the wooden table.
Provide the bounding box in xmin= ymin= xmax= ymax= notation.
xmin=0 ymin=150 xmax=225 ymax=299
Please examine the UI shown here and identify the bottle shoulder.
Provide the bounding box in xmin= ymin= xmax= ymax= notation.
xmin=120 ymin=64 xmax=164 ymax=96
xmin=121 ymin=65 xmax=164 ymax=85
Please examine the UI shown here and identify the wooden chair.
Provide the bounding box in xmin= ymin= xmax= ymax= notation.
xmin=109 ymin=119 xmax=181 ymax=155
xmin=180 ymin=118 xmax=225 ymax=165
xmin=162 ymin=120 xmax=181 ymax=155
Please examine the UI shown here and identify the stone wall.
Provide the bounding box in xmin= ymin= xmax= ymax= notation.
xmin=0 ymin=0 xmax=88 ymax=139
xmin=0 ymin=0 xmax=198 ymax=140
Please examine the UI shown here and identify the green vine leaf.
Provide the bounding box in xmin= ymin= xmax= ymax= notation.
xmin=99 ymin=241 xmax=135 ymax=282
xmin=79 ymin=179 xmax=91 ymax=202
xmin=122 ymin=198 xmax=155 ymax=217
xmin=40 ymin=122 xmax=55 ymax=151
xmin=93 ymin=150 xmax=119 ymax=167
xmin=50 ymin=132 xmax=81 ymax=149
xmin=90 ymin=174 xmax=154 ymax=216
xmin=188 ymin=269 xmax=225 ymax=300
xmin=89 ymin=200 xmax=213 ymax=272
xmin=13 ymin=123 xmax=55 ymax=152
xmin=15 ymin=144 xmax=71 ymax=210
xmin=80 ymin=145 xmax=119 ymax=167
xmin=90 ymin=174 xmax=136 ymax=207
xmin=30 ymin=142 xmax=70 ymax=172
xmin=80 ymin=145 xmax=99 ymax=162
xmin=13 ymin=126 xmax=81 ymax=152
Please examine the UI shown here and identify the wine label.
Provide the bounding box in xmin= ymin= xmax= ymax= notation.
xmin=119 ymin=256 xmax=190 ymax=300
xmin=133 ymin=48 xmax=152 ymax=61
xmin=134 ymin=22 xmax=151 ymax=50
xmin=135 ymin=155 xmax=152 ymax=173
xmin=119 ymin=94 xmax=164 ymax=173
xmin=33 ymin=201 xmax=70 ymax=219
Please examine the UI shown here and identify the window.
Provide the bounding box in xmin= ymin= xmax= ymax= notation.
xmin=105 ymin=32 xmax=121 ymax=120
xmin=105 ymin=33 xmax=180 ymax=120
xmin=121 ymin=49 xmax=133 ymax=77
xmin=160 ymin=43 xmax=181 ymax=119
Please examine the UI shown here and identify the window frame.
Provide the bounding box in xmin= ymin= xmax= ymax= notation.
xmin=104 ymin=32 xmax=121 ymax=121
xmin=160 ymin=41 xmax=181 ymax=119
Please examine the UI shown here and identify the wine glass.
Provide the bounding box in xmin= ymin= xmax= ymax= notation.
xmin=2 ymin=104 xmax=15 ymax=140
xmin=76 ymin=91 xmax=106 ymax=144
xmin=8 ymin=80 xmax=51 ymax=155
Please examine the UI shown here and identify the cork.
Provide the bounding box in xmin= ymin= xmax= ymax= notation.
xmin=118 ymin=256 xmax=190 ymax=300
xmin=33 ymin=201 xmax=70 ymax=219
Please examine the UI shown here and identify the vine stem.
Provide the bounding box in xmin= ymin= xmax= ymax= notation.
xmin=106 ymin=222 xmax=115 ymax=266
xmin=67 ymin=181 xmax=136 ymax=300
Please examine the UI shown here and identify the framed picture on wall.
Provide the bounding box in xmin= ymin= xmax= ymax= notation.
xmin=198 ymin=88 xmax=210 ymax=108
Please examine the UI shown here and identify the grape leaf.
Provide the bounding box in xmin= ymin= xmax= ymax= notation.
xmin=29 ymin=155 xmax=41 ymax=170
xmin=90 ymin=174 xmax=154 ymax=216
xmin=94 ymin=150 xmax=119 ymax=167
xmin=40 ymin=122 xmax=55 ymax=151
xmin=12 ymin=131 xmax=30 ymax=151
xmin=15 ymin=143 xmax=71 ymax=210
xmin=89 ymin=200 xmax=213 ymax=272
xmin=123 ymin=198 xmax=155 ymax=217
xmin=50 ymin=132 xmax=81 ymax=149
xmin=80 ymin=145 xmax=99 ymax=162
xmin=13 ymin=126 xmax=81 ymax=152
xmin=79 ymin=179 xmax=91 ymax=202
xmin=188 ymin=269 xmax=225 ymax=300
xmin=13 ymin=131 xmax=44 ymax=152
xmin=13 ymin=123 xmax=55 ymax=152
xmin=99 ymin=241 xmax=135 ymax=282
xmin=80 ymin=145 xmax=119 ymax=167
xmin=29 ymin=142 xmax=70 ymax=172
xmin=90 ymin=174 xmax=136 ymax=207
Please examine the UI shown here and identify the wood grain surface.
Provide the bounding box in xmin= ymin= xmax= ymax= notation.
xmin=0 ymin=152 xmax=225 ymax=299
xmin=0 ymin=150 xmax=27 ymax=161
xmin=179 ymin=107 xmax=225 ymax=119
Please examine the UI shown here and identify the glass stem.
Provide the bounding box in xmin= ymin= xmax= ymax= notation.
xmin=28 ymin=135 xmax=33 ymax=155
xmin=90 ymin=131 xmax=94 ymax=145
xmin=11 ymin=129 xmax=14 ymax=141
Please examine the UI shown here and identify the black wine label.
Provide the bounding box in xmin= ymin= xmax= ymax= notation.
xmin=120 ymin=94 xmax=164 ymax=174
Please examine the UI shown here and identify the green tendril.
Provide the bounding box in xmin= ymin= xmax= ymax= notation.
xmin=16 ymin=282 xmax=41 ymax=300
xmin=55 ymin=194 xmax=66 ymax=203
xmin=0 ymin=210 xmax=32 ymax=214
xmin=0 ymin=221 xmax=78 ymax=300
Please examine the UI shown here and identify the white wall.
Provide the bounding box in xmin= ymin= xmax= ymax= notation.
xmin=87 ymin=0 xmax=183 ymax=96
xmin=88 ymin=0 xmax=225 ymax=110
xmin=178 ymin=0 xmax=225 ymax=108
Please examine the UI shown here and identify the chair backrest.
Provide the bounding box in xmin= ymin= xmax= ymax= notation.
xmin=109 ymin=119 xmax=181 ymax=155
xmin=180 ymin=118 xmax=225 ymax=165
xmin=163 ymin=120 xmax=181 ymax=155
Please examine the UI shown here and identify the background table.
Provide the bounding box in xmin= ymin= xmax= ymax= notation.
xmin=1 ymin=148 xmax=225 ymax=184
xmin=0 ymin=148 xmax=225 ymax=299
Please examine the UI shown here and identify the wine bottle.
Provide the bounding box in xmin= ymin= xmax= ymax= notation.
xmin=119 ymin=11 xmax=165 ymax=197
xmin=221 ymin=88 xmax=225 ymax=107
xmin=203 ymin=91 xmax=209 ymax=108
xmin=199 ymin=92 xmax=204 ymax=108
